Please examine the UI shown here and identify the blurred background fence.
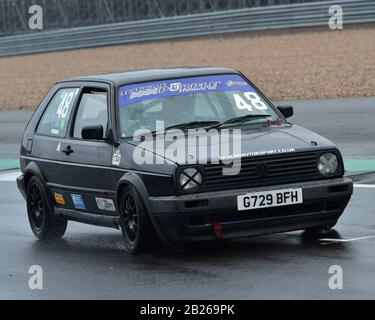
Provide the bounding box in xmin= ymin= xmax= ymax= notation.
xmin=0 ymin=0 xmax=373 ymax=56
xmin=0 ymin=0 xmax=328 ymax=36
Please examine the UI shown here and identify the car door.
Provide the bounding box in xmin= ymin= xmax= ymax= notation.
xmin=52 ymin=82 xmax=116 ymax=215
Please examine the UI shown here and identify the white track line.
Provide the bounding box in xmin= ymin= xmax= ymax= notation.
xmin=354 ymin=184 xmax=375 ymax=188
xmin=319 ymin=235 xmax=375 ymax=243
xmin=0 ymin=171 xmax=21 ymax=182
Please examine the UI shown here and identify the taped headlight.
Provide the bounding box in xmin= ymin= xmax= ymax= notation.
xmin=178 ymin=168 xmax=202 ymax=191
xmin=318 ymin=153 xmax=338 ymax=177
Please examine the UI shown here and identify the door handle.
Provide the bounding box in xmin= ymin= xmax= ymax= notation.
xmin=61 ymin=145 xmax=74 ymax=155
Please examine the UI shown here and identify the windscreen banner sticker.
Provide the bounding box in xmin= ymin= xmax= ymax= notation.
xmin=119 ymin=74 xmax=254 ymax=107
xmin=71 ymin=194 xmax=86 ymax=210
xmin=95 ymin=198 xmax=116 ymax=212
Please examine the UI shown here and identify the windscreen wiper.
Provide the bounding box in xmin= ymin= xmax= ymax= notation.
xmin=210 ymin=114 xmax=271 ymax=129
xmin=148 ymin=120 xmax=220 ymax=135
xmin=165 ymin=120 xmax=220 ymax=130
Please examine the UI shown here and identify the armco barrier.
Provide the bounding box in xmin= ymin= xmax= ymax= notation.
xmin=0 ymin=0 xmax=374 ymax=56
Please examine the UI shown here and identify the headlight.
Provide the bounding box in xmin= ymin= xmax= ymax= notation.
xmin=317 ymin=153 xmax=338 ymax=177
xmin=178 ymin=168 xmax=202 ymax=192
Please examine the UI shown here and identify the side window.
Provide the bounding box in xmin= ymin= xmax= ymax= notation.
xmin=73 ymin=90 xmax=108 ymax=139
xmin=37 ymin=88 xmax=79 ymax=137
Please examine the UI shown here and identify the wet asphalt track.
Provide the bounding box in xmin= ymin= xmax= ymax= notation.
xmin=0 ymin=97 xmax=375 ymax=299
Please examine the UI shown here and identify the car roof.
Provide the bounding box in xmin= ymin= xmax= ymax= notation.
xmin=60 ymin=67 xmax=239 ymax=86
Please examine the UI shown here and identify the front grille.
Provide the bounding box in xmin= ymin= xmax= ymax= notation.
xmin=202 ymin=151 xmax=321 ymax=191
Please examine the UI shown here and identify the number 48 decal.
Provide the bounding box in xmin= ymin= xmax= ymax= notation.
xmin=233 ymin=92 xmax=268 ymax=112
xmin=56 ymin=89 xmax=79 ymax=119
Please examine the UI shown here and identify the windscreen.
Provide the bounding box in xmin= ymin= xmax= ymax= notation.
xmin=118 ymin=74 xmax=279 ymax=138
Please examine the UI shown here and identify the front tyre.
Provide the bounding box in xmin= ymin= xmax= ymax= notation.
xmin=119 ymin=185 xmax=157 ymax=254
xmin=26 ymin=176 xmax=67 ymax=240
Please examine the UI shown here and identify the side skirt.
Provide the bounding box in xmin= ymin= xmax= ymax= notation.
xmin=54 ymin=208 xmax=120 ymax=229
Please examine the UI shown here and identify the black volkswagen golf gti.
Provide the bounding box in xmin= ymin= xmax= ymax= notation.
xmin=17 ymin=67 xmax=353 ymax=253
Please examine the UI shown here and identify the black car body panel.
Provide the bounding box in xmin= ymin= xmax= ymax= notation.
xmin=126 ymin=124 xmax=336 ymax=165
xmin=17 ymin=67 xmax=353 ymax=244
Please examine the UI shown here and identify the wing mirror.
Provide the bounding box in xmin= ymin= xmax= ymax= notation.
xmin=81 ymin=125 xmax=104 ymax=140
xmin=277 ymin=105 xmax=294 ymax=119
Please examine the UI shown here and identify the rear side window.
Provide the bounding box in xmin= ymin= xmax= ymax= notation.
xmin=37 ymin=88 xmax=79 ymax=137
xmin=73 ymin=91 xmax=108 ymax=139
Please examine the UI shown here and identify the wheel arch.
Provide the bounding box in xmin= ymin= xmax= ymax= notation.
xmin=116 ymin=172 xmax=167 ymax=243
xmin=23 ymin=161 xmax=46 ymax=191
xmin=23 ymin=161 xmax=55 ymax=213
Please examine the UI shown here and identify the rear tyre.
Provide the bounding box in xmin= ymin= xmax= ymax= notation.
xmin=26 ymin=176 xmax=67 ymax=240
xmin=119 ymin=185 xmax=157 ymax=254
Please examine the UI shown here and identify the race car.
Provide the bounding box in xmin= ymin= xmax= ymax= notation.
xmin=17 ymin=67 xmax=353 ymax=253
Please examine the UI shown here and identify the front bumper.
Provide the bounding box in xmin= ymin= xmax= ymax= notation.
xmin=148 ymin=177 xmax=353 ymax=242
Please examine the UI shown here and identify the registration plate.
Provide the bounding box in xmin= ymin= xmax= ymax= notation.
xmin=237 ymin=188 xmax=303 ymax=211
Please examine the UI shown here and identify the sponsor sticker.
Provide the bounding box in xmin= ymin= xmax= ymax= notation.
xmin=220 ymin=148 xmax=296 ymax=160
xmin=226 ymin=80 xmax=248 ymax=87
xmin=71 ymin=194 xmax=86 ymax=210
xmin=95 ymin=197 xmax=116 ymax=212
xmin=54 ymin=193 xmax=65 ymax=205
xmin=112 ymin=150 xmax=121 ymax=166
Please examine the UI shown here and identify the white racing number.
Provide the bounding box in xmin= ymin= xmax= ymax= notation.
xmin=233 ymin=91 xmax=268 ymax=112
xmin=56 ymin=90 xmax=77 ymax=119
